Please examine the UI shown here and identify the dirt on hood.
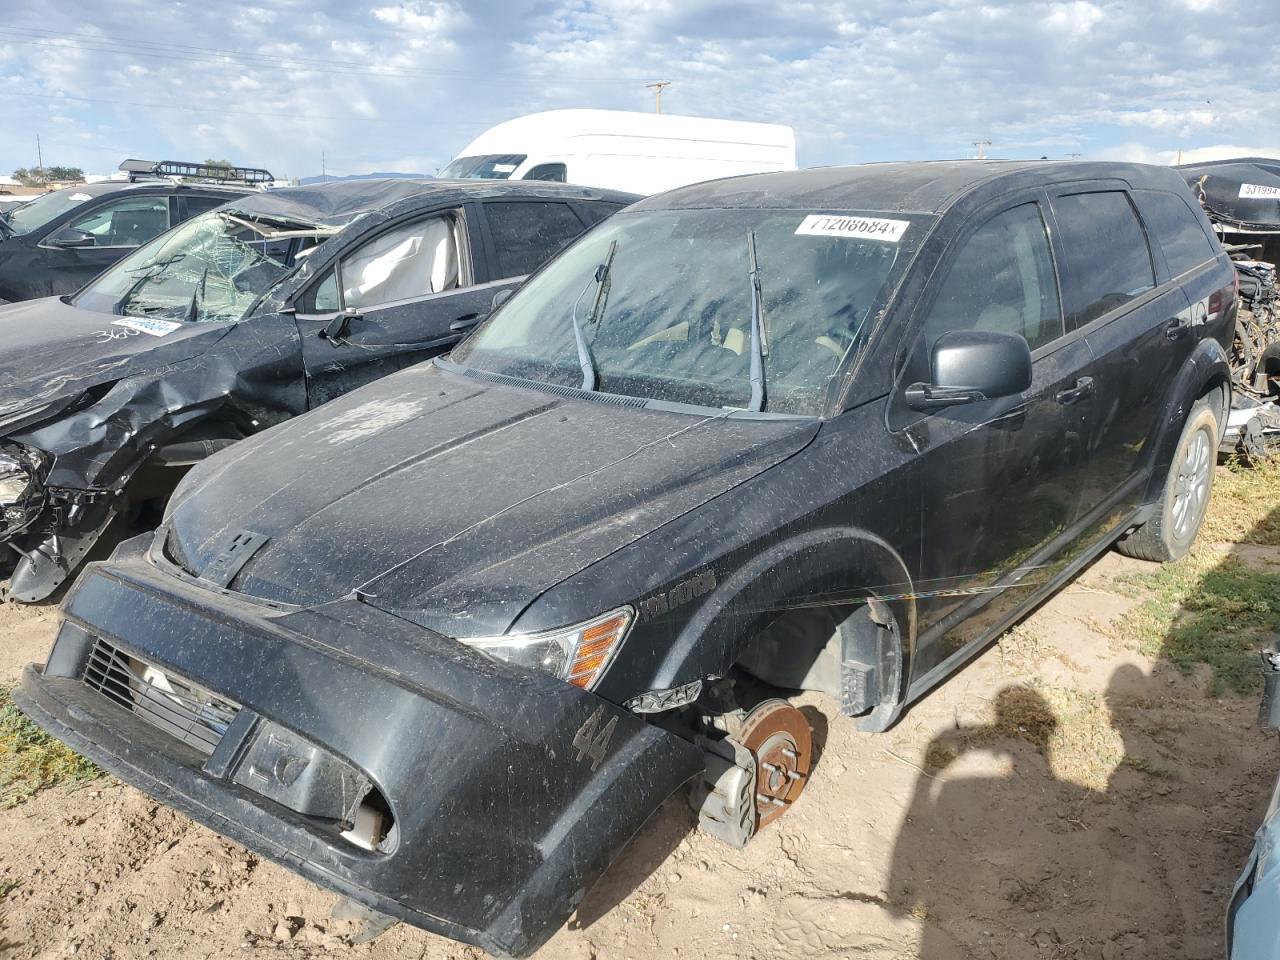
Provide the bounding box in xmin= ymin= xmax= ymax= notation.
xmin=2 ymin=485 xmax=1278 ymax=960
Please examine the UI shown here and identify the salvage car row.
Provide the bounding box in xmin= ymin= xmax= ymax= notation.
xmin=1 ymin=157 xmax=1274 ymax=957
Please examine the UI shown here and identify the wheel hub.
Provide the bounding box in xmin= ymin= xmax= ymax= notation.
xmin=736 ymin=699 xmax=813 ymax=831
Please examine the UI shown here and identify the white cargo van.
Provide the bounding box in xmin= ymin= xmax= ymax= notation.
xmin=440 ymin=109 xmax=796 ymax=195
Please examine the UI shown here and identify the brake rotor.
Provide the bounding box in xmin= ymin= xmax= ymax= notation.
xmin=736 ymin=699 xmax=812 ymax=832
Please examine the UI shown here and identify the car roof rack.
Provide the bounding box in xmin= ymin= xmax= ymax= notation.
xmin=118 ymin=159 xmax=275 ymax=185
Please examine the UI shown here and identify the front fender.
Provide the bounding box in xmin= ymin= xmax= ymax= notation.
xmin=650 ymin=526 xmax=918 ymax=711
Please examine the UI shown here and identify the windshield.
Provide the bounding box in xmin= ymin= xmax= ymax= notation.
xmin=3 ymin=187 xmax=98 ymax=235
xmin=439 ymin=154 xmax=527 ymax=180
xmin=74 ymin=209 xmax=330 ymax=323
xmin=452 ymin=208 xmax=928 ymax=415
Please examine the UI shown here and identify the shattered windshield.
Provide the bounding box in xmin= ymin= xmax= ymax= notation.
xmin=3 ymin=187 xmax=98 ymax=235
xmin=452 ymin=208 xmax=929 ymax=415
xmin=73 ymin=209 xmax=333 ymax=323
xmin=439 ymin=154 xmax=527 ymax=179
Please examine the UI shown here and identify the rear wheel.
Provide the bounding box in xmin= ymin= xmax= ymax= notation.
xmin=1115 ymin=399 xmax=1218 ymax=563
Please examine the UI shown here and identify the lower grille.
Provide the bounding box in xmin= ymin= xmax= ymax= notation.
xmin=82 ymin=639 xmax=241 ymax=756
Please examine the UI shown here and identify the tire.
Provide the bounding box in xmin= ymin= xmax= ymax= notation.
xmin=1115 ymin=399 xmax=1218 ymax=563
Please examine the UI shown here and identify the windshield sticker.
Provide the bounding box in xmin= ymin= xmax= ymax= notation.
xmin=112 ymin=317 xmax=182 ymax=337
xmin=70 ymin=192 xmax=93 ymax=201
xmin=795 ymin=214 xmax=910 ymax=243
xmin=1239 ymin=183 xmax=1280 ymax=199
xmin=492 ymin=163 xmax=518 ymax=173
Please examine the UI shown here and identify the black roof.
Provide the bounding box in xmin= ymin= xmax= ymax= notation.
xmin=636 ymin=160 xmax=1194 ymax=214
xmin=228 ymin=178 xmax=641 ymax=228
xmin=37 ymin=180 xmax=251 ymax=202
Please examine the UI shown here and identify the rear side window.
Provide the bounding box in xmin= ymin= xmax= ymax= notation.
xmin=1132 ymin=189 xmax=1218 ymax=278
xmin=1052 ymin=191 xmax=1155 ymax=329
xmin=576 ymin=201 xmax=627 ymax=227
xmin=484 ymin=201 xmax=586 ymax=278
xmin=180 ymin=195 xmax=232 ymax=221
xmin=923 ymin=202 xmax=1062 ymax=352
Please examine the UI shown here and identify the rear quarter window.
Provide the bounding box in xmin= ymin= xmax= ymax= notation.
xmin=1131 ymin=189 xmax=1219 ymax=278
xmin=1052 ymin=191 xmax=1156 ymax=330
xmin=483 ymin=200 xmax=587 ymax=279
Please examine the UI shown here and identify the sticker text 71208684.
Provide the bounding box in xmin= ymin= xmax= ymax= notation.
xmin=794 ymin=214 xmax=911 ymax=243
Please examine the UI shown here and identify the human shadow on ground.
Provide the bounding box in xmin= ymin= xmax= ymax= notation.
xmin=886 ymin=502 xmax=1280 ymax=959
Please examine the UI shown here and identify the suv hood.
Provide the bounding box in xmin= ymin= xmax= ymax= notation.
xmin=0 ymin=297 xmax=233 ymax=421
xmin=165 ymin=362 xmax=819 ymax=636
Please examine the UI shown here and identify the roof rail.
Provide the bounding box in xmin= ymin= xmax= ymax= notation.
xmin=118 ymin=159 xmax=275 ymax=185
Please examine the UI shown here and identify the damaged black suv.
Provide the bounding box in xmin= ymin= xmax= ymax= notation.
xmin=19 ymin=161 xmax=1236 ymax=957
xmin=0 ymin=177 xmax=635 ymax=601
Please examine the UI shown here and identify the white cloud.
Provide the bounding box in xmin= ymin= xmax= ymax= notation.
xmin=0 ymin=0 xmax=1277 ymax=178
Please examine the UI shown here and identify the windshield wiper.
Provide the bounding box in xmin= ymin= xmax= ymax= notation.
xmin=746 ymin=229 xmax=769 ymax=412
xmin=587 ymin=239 xmax=617 ymax=326
xmin=568 ymin=239 xmax=616 ymax=391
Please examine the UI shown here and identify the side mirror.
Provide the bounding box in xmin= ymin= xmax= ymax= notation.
xmin=321 ymin=307 xmax=362 ymax=343
xmin=905 ymin=329 xmax=1032 ymax=410
xmin=47 ymin=227 xmax=95 ymax=249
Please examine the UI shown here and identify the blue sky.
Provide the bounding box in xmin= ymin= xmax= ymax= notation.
xmin=1 ymin=0 xmax=1277 ymax=181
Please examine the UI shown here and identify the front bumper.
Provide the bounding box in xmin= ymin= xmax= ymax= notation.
xmin=16 ymin=542 xmax=702 ymax=957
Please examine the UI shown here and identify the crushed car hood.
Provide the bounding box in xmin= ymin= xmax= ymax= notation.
xmin=165 ymin=361 xmax=819 ymax=635
xmin=0 ymin=296 xmax=233 ymax=421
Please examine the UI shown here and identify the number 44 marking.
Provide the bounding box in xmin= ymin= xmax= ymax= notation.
xmin=572 ymin=706 xmax=618 ymax=772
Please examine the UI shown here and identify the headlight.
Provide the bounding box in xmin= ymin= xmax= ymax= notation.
xmin=459 ymin=607 xmax=634 ymax=689
xmin=0 ymin=447 xmax=46 ymax=534
xmin=0 ymin=453 xmax=30 ymax=505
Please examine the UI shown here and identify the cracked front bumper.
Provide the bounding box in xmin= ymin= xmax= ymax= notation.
xmin=16 ymin=541 xmax=702 ymax=957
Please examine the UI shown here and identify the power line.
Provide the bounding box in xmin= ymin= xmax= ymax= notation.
xmin=0 ymin=25 xmax=669 ymax=87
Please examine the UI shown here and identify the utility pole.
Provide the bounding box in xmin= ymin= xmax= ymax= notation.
xmin=972 ymin=139 xmax=991 ymax=160
xmin=36 ymin=132 xmax=44 ymax=178
xmin=321 ymin=151 xmax=327 ymax=182
xmin=646 ymin=80 xmax=672 ymax=114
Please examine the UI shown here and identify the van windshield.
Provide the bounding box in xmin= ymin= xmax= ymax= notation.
xmin=452 ymin=208 xmax=930 ymax=415
xmin=440 ymin=154 xmax=527 ymax=180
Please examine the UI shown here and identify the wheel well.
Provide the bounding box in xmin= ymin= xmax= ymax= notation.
xmin=1200 ymin=376 xmax=1229 ymax=427
xmin=734 ymin=599 xmax=903 ymax=723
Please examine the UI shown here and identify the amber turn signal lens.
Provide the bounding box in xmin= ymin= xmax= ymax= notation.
xmin=567 ymin=611 xmax=633 ymax=688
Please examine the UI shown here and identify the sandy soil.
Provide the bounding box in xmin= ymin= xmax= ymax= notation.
xmin=2 ymin=520 xmax=1277 ymax=960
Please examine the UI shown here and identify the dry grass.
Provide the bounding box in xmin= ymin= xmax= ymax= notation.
xmin=926 ymin=681 xmax=1125 ymax=791
xmin=0 ymin=687 xmax=101 ymax=807
xmin=1201 ymin=457 xmax=1280 ymax=545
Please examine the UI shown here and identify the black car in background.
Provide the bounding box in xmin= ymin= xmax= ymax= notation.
xmin=18 ymin=161 xmax=1235 ymax=956
xmin=0 ymin=177 xmax=636 ymax=601
xmin=0 ymin=160 xmax=267 ymax=302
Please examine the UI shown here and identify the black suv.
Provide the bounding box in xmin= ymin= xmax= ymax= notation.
xmin=18 ymin=161 xmax=1235 ymax=957
xmin=0 ymin=161 xmax=267 ymax=302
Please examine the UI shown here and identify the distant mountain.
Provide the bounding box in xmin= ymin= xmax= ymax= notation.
xmin=299 ymin=171 xmax=431 ymax=185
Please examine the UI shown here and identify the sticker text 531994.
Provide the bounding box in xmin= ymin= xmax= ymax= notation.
xmin=1239 ymin=183 xmax=1280 ymax=200
xmin=795 ymin=214 xmax=910 ymax=243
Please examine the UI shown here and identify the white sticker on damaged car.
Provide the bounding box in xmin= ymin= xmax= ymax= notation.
xmin=112 ymin=317 xmax=182 ymax=337
xmin=795 ymin=214 xmax=910 ymax=242
xmin=1239 ymin=183 xmax=1280 ymax=199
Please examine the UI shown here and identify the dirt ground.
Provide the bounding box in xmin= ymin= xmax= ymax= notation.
xmin=2 ymin=469 xmax=1278 ymax=960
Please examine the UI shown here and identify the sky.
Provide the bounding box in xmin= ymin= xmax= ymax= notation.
xmin=1 ymin=0 xmax=1278 ymax=181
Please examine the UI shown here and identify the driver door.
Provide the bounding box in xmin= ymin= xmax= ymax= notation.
xmin=39 ymin=193 xmax=173 ymax=294
xmin=293 ymin=207 xmax=511 ymax=406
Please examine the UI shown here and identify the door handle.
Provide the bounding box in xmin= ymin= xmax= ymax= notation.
xmin=449 ymin=314 xmax=483 ymax=333
xmin=1165 ymin=316 xmax=1192 ymax=340
xmin=1055 ymin=376 xmax=1095 ymax=405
